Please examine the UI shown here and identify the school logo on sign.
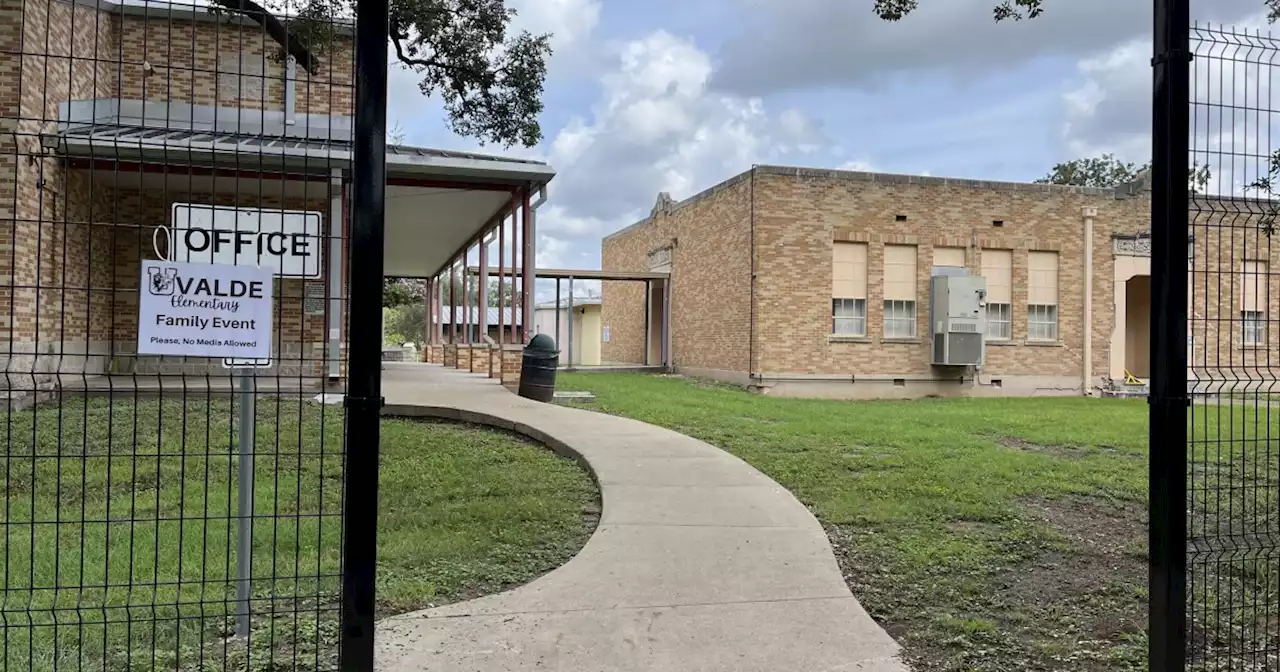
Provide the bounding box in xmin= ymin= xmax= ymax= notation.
xmin=148 ymin=266 xmax=178 ymax=296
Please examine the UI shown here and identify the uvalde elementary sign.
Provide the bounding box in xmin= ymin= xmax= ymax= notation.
xmin=137 ymin=261 xmax=274 ymax=359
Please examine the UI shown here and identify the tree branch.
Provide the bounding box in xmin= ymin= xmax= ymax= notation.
xmin=211 ymin=0 xmax=321 ymax=74
xmin=389 ymin=30 xmax=500 ymax=80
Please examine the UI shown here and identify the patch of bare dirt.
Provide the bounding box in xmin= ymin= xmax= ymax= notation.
xmin=997 ymin=436 xmax=1139 ymax=460
xmin=828 ymin=495 xmax=1151 ymax=672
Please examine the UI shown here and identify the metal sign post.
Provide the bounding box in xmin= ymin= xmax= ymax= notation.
xmin=224 ymin=357 xmax=270 ymax=638
xmin=235 ymin=369 xmax=256 ymax=638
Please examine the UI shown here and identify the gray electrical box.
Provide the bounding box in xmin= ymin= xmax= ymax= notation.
xmin=930 ymin=274 xmax=987 ymax=366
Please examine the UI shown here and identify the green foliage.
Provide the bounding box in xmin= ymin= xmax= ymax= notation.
xmin=384 ymin=302 xmax=426 ymax=346
xmin=874 ymin=0 xmax=1043 ymax=21
xmin=1036 ymin=153 xmax=1145 ymax=188
xmin=383 ymin=278 xmax=426 ymax=308
xmin=877 ymin=1 xmax=1280 ymax=23
xmin=3 ymin=400 xmax=596 ymax=671
xmin=214 ymin=0 xmax=551 ymax=148
xmin=1037 ymin=154 xmax=1212 ymax=193
xmin=1244 ymin=149 xmax=1280 ymax=235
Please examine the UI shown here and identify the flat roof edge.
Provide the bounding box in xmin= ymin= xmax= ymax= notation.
xmin=62 ymin=0 xmax=357 ymax=34
xmin=752 ymin=164 xmax=1117 ymax=197
xmin=603 ymin=169 xmax=753 ymax=242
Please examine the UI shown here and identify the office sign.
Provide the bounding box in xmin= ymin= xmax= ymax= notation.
xmin=138 ymin=261 xmax=274 ymax=359
xmin=170 ymin=203 xmax=323 ymax=278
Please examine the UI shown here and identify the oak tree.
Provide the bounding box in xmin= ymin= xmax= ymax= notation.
xmin=212 ymin=0 xmax=551 ymax=148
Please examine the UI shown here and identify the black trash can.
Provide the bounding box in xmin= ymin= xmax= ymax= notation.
xmin=518 ymin=333 xmax=559 ymax=402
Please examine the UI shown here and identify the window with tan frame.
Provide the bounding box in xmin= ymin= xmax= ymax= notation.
xmin=883 ymin=245 xmax=918 ymax=339
xmin=832 ymin=242 xmax=868 ymax=337
xmin=1027 ymin=251 xmax=1059 ymax=341
xmin=982 ymin=249 xmax=1013 ymax=341
xmin=934 ymin=247 xmax=965 ymax=270
xmin=1241 ymin=260 xmax=1268 ymax=346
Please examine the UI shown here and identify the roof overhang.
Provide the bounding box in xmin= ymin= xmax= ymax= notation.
xmin=54 ymin=122 xmax=554 ymax=278
xmin=466 ymin=266 xmax=670 ymax=281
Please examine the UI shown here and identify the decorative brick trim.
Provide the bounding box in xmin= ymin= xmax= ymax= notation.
xmin=833 ymin=229 xmax=871 ymax=243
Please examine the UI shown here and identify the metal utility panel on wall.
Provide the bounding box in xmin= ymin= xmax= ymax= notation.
xmin=930 ymin=274 xmax=987 ymax=367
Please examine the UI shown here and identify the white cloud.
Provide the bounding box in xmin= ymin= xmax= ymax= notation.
xmin=386 ymin=0 xmax=602 ymax=147
xmin=712 ymin=0 xmax=1261 ymax=96
xmin=1060 ymin=38 xmax=1151 ymax=162
xmin=511 ymin=0 xmax=601 ymax=50
xmin=547 ymin=30 xmax=828 ymax=232
xmin=1060 ymin=13 xmax=1279 ymax=196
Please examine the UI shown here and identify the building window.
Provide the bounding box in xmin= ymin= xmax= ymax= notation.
xmin=986 ymin=303 xmax=1011 ymax=340
xmin=1027 ymin=304 xmax=1058 ymax=341
xmin=832 ymin=242 xmax=868 ymax=336
xmin=1243 ymin=311 xmax=1266 ymax=346
xmin=1242 ymin=261 xmax=1268 ymax=346
xmin=883 ymin=244 xmax=918 ymax=339
xmin=833 ymin=298 xmax=867 ymax=336
xmin=883 ymin=300 xmax=917 ymax=339
xmin=934 ymin=247 xmax=965 ymax=269
xmin=1027 ymin=251 xmax=1059 ymax=342
xmin=982 ymin=249 xmax=1013 ymax=341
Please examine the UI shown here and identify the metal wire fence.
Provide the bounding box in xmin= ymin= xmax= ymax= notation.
xmin=1175 ymin=21 xmax=1280 ymax=672
xmin=0 ymin=0 xmax=378 ymax=668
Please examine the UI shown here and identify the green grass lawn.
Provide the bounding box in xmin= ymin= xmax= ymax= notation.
xmin=557 ymin=372 xmax=1278 ymax=672
xmin=1 ymin=397 xmax=598 ymax=672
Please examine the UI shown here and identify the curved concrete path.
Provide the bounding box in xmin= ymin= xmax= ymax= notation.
xmin=377 ymin=363 xmax=907 ymax=672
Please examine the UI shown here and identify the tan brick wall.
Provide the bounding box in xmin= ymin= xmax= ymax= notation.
xmin=1185 ymin=202 xmax=1280 ymax=384
xmin=472 ymin=344 xmax=491 ymax=374
xmin=601 ymin=177 xmax=753 ymax=374
xmin=500 ymin=345 xmax=521 ymax=387
xmin=0 ymin=0 xmax=121 ymax=395
xmin=0 ymin=0 xmax=354 ymax=391
xmin=603 ymin=166 xmax=1202 ymax=396
xmin=116 ymin=12 xmax=353 ymax=116
xmin=751 ymin=170 xmax=1124 ymax=383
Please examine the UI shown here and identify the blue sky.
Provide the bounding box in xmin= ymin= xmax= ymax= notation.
xmin=385 ymin=0 xmax=1270 ymax=275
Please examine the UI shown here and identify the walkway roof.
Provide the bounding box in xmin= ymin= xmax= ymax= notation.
xmin=53 ymin=123 xmax=554 ymax=277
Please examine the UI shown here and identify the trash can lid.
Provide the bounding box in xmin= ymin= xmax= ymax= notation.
xmin=528 ymin=333 xmax=557 ymax=351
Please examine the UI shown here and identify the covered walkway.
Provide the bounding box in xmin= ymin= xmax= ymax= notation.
xmin=376 ymin=363 xmax=906 ymax=672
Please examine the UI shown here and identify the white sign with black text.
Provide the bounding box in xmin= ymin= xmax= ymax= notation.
xmin=169 ymin=203 xmax=323 ymax=278
xmin=223 ymin=358 xmax=272 ymax=369
xmin=137 ymin=261 xmax=274 ymax=359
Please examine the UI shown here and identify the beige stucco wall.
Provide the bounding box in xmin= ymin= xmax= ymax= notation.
xmin=578 ymin=304 xmax=601 ymax=366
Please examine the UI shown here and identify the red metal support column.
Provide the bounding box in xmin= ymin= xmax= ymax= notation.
xmin=449 ymin=261 xmax=456 ymax=344
xmin=497 ymin=213 xmax=506 ymax=344
xmin=521 ymin=188 xmax=534 ymax=344
xmin=435 ymin=276 xmax=444 ymax=344
xmin=462 ymin=246 xmax=472 ymax=343
xmin=504 ymin=190 xmax=514 ymax=343
xmin=478 ymin=236 xmax=488 ymax=340
xmin=424 ymin=277 xmax=433 ymax=348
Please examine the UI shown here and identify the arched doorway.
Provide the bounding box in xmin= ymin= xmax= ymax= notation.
xmin=1125 ymin=275 xmax=1151 ymax=378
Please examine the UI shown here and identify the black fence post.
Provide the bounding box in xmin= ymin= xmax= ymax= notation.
xmin=340 ymin=0 xmax=390 ymax=667
xmin=1150 ymin=0 xmax=1190 ymax=670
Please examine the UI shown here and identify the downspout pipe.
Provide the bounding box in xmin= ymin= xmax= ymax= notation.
xmin=1082 ymin=206 xmax=1097 ymax=396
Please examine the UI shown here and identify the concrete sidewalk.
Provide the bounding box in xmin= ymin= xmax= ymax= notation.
xmin=377 ymin=363 xmax=907 ymax=672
